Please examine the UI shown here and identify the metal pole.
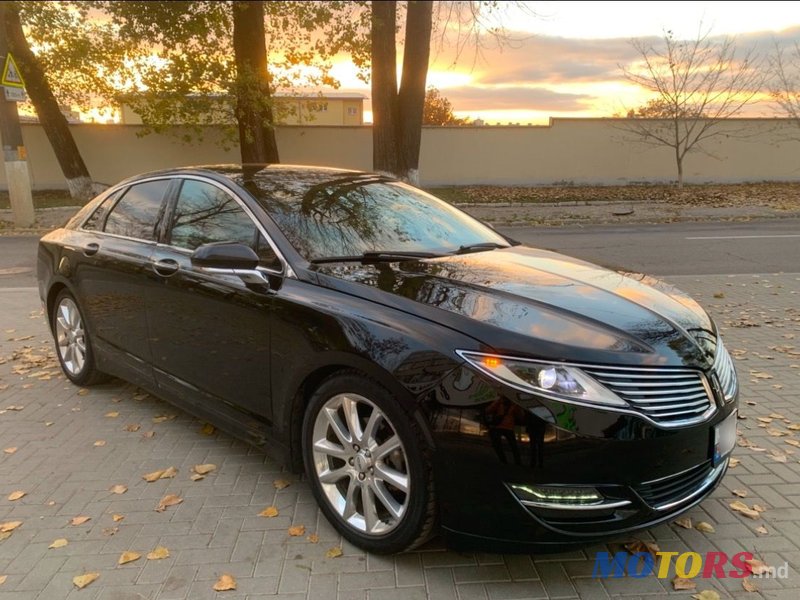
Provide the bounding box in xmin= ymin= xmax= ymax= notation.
xmin=0 ymin=4 xmax=33 ymax=228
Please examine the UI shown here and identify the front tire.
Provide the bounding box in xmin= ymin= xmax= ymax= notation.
xmin=52 ymin=290 xmax=107 ymax=386
xmin=302 ymin=372 xmax=435 ymax=554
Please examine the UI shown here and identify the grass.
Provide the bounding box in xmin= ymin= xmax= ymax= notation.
xmin=0 ymin=190 xmax=78 ymax=210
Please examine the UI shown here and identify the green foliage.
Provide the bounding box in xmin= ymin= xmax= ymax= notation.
xmin=423 ymin=86 xmax=469 ymax=125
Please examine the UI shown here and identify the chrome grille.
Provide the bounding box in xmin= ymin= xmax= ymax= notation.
xmin=636 ymin=461 xmax=717 ymax=510
xmin=713 ymin=340 xmax=737 ymax=402
xmin=582 ymin=365 xmax=713 ymax=426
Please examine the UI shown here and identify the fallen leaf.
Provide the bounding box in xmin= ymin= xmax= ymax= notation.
xmin=192 ymin=464 xmax=216 ymax=475
xmin=70 ymin=516 xmax=90 ymax=526
xmin=742 ymin=578 xmax=758 ymax=592
xmin=757 ymin=417 xmax=773 ymax=423
xmin=732 ymin=489 xmax=748 ymax=498
xmin=288 ymin=525 xmax=305 ymax=536
xmin=109 ymin=484 xmax=127 ymax=495
xmin=786 ymin=439 xmax=800 ymax=447
xmin=695 ymin=521 xmax=715 ymax=533
xmin=93 ymin=440 xmax=106 ymax=447
xmin=77 ymin=388 xmax=89 ymax=396
xmin=0 ymin=532 xmax=10 ymax=542
xmin=307 ymin=533 xmax=319 ymax=543
xmin=72 ymin=573 xmax=99 ymax=589
xmin=112 ymin=514 xmax=125 ymax=522
xmin=691 ymin=591 xmax=721 ymax=600
xmin=273 ymin=479 xmax=291 ymax=490
xmin=259 ymin=506 xmax=279 ymax=518
xmin=729 ymin=457 xmax=740 ymax=467
xmin=155 ymin=494 xmax=183 ymax=512
xmin=143 ymin=467 xmax=178 ymax=482
xmin=49 ymin=538 xmax=68 ymax=549
xmin=142 ymin=431 xmax=156 ymax=438
xmin=0 ymin=575 xmax=6 ymax=585
xmin=7 ymin=491 xmax=25 ymax=501
xmin=200 ymin=423 xmax=215 ymax=435
xmin=788 ymin=423 xmax=800 ymax=431
xmin=152 ymin=414 xmax=176 ymax=424
xmin=673 ymin=517 xmax=692 ymax=529
xmin=753 ymin=504 xmax=767 ymax=512
xmin=325 ymin=546 xmax=343 ymax=559
xmin=624 ymin=539 xmax=660 ymax=561
xmin=104 ymin=411 xmax=119 ymax=418
xmin=147 ymin=546 xmax=170 ymax=560
xmin=756 ymin=525 xmax=768 ymax=535
xmin=102 ymin=527 xmax=118 ymax=536
xmin=118 ymin=551 xmax=141 ymax=565
xmin=750 ymin=371 xmax=773 ymax=379
xmin=767 ymin=428 xmax=786 ymax=437
xmin=160 ymin=466 xmax=178 ymax=479
xmin=745 ymin=558 xmax=771 ymax=575
xmin=213 ymin=573 xmax=237 ymax=592
xmin=713 ymin=292 xmax=725 ymax=299
xmin=190 ymin=474 xmax=205 ymax=481
xmin=44 ymin=421 xmax=53 ymax=427
xmin=123 ymin=423 xmax=140 ymax=432
xmin=729 ymin=500 xmax=760 ymax=519
xmin=5 ymin=405 xmax=24 ymax=411
xmin=673 ymin=576 xmax=697 ymax=590
xmin=0 ymin=521 xmax=21 ymax=533
xmin=2 ymin=447 xmax=16 ymax=454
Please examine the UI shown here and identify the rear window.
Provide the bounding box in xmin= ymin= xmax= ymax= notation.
xmin=103 ymin=180 xmax=170 ymax=241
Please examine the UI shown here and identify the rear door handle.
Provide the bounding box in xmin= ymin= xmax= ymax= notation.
xmin=83 ymin=243 xmax=100 ymax=256
xmin=152 ymin=258 xmax=180 ymax=277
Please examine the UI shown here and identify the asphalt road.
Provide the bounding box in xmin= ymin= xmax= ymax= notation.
xmin=1 ymin=218 xmax=798 ymax=289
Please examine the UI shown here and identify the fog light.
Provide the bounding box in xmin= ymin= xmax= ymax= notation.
xmin=510 ymin=483 xmax=603 ymax=506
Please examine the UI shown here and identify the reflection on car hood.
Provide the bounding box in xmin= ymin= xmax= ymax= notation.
xmin=314 ymin=246 xmax=716 ymax=368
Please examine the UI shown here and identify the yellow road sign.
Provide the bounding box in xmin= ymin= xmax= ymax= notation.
xmin=2 ymin=53 xmax=24 ymax=88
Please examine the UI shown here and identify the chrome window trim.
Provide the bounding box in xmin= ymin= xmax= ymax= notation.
xmin=455 ymin=349 xmax=718 ymax=429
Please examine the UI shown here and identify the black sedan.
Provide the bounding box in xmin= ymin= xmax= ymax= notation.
xmin=38 ymin=165 xmax=738 ymax=554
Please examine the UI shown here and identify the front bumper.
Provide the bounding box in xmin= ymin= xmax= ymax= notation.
xmin=426 ymin=365 xmax=737 ymax=552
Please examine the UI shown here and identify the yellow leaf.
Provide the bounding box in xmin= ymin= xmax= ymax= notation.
xmin=160 ymin=466 xmax=178 ymax=479
xmin=744 ymin=558 xmax=771 ymax=575
xmin=787 ymin=423 xmax=800 ymax=431
xmin=147 ymin=546 xmax=170 ymax=560
xmin=732 ymin=489 xmax=748 ymax=498
xmin=105 ymin=411 xmax=119 ymax=418
xmin=259 ymin=506 xmax=279 ymax=518
xmin=753 ymin=504 xmax=766 ymax=512
xmin=307 ymin=534 xmax=319 ymax=543
xmin=109 ymin=484 xmax=127 ymax=495
xmin=193 ymin=464 xmax=216 ymax=475
xmin=77 ymin=388 xmax=90 ymax=396
xmin=288 ymin=525 xmax=305 ymax=536
xmin=673 ymin=517 xmax=692 ymax=529
xmin=152 ymin=414 xmax=176 ymax=424
xmin=786 ymin=439 xmax=800 ymax=447
xmin=0 ymin=521 xmax=22 ymax=533
xmin=273 ymin=479 xmax=291 ymax=490
xmin=756 ymin=525 xmax=768 ymax=535
xmin=123 ymin=423 xmax=141 ymax=432
xmin=729 ymin=501 xmax=760 ymax=519
xmin=112 ymin=514 xmax=125 ymax=522
xmin=103 ymin=527 xmax=118 ymax=536
xmin=3 ymin=447 xmax=17 ymax=454
xmin=0 ymin=575 xmax=6 ymax=585
xmin=673 ymin=576 xmax=696 ymax=590
xmin=624 ymin=539 xmax=660 ymax=561
xmin=325 ymin=546 xmax=343 ymax=559
xmin=0 ymin=532 xmax=10 ymax=542
xmin=49 ymin=538 xmax=68 ymax=549
xmin=201 ymin=423 xmax=215 ymax=435
xmin=691 ymin=591 xmax=721 ymax=600
xmin=142 ymin=431 xmax=156 ymax=438
xmin=190 ymin=473 xmax=205 ymax=481
xmin=695 ymin=521 xmax=715 ymax=533
xmin=7 ymin=491 xmax=25 ymax=501
xmin=72 ymin=572 xmax=99 ymax=589
xmin=70 ymin=516 xmax=90 ymax=526
xmin=729 ymin=457 xmax=740 ymax=467
xmin=93 ymin=440 xmax=106 ymax=447
xmin=118 ymin=551 xmax=141 ymax=565
xmin=213 ymin=573 xmax=237 ymax=592
xmin=155 ymin=494 xmax=183 ymax=512
xmin=143 ymin=469 xmax=164 ymax=482
xmin=742 ymin=577 xmax=758 ymax=592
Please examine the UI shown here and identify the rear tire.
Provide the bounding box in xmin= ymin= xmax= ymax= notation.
xmin=51 ymin=289 xmax=108 ymax=386
xmin=302 ymin=372 xmax=435 ymax=554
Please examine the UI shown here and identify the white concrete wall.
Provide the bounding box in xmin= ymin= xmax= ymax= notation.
xmin=4 ymin=118 xmax=799 ymax=191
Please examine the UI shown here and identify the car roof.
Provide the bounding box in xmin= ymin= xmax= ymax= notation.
xmin=123 ymin=164 xmax=367 ymax=184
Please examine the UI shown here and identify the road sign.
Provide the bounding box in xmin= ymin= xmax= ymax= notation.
xmin=4 ymin=86 xmax=26 ymax=102
xmin=1 ymin=53 xmax=24 ymax=88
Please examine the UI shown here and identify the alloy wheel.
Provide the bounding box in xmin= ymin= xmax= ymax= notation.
xmin=55 ymin=297 xmax=86 ymax=376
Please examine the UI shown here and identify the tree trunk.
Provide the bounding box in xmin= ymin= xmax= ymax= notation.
xmin=370 ymin=0 xmax=399 ymax=176
xmin=3 ymin=4 xmax=94 ymax=200
xmin=396 ymin=1 xmax=433 ymax=184
xmin=232 ymin=1 xmax=279 ymax=164
xmin=676 ymin=150 xmax=684 ymax=189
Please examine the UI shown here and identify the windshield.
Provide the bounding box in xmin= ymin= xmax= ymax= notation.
xmin=247 ymin=173 xmax=508 ymax=261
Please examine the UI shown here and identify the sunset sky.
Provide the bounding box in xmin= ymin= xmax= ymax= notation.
xmin=341 ymin=1 xmax=800 ymax=125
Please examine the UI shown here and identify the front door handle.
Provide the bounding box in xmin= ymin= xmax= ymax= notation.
xmin=152 ymin=258 xmax=180 ymax=277
xmin=83 ymin=243 xmax=100 ymax=256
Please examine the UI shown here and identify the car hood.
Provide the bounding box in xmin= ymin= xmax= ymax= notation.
xmin=313 ymin=246 xmax=717 ymax=368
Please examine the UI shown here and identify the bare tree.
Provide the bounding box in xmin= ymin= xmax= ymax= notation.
xmin=619 ymin=28 xmax=764 ymax=188
xmin=769 ymin=41 xmax=800 ymax=136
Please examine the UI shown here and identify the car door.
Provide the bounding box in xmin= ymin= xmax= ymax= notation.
xmin=145 ymin=176 xmax=279 ymax=419
xmin=73 ymin=178 xmax=172 ymax=384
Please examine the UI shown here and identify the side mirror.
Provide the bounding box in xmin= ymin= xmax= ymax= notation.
xmin=191 ymin=242 xmax=259 ymax=269
xmin=191 ymin=242 xmax=269 ymax=288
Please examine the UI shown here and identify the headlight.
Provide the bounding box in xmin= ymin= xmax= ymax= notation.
xmin=457 ymin=350 xmax=626 ymax=407
xmin=713 ymin=338 xmax=738 ymax=403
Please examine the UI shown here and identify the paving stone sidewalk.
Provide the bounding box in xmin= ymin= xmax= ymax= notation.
xmin=1 ymin=274 xmax=799 ymax=600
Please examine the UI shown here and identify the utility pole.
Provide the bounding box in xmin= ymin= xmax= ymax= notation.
xmin=0 ymin=3 xmax=33 ymax=228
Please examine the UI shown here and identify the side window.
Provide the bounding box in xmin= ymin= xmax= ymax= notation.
xmin=104 ymin=180 xmax=170 ymax=241
xmin=169 ymin=180 xmax=257 ymax=250
xmin=82 ymin=189 xmax=122 ymax=231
